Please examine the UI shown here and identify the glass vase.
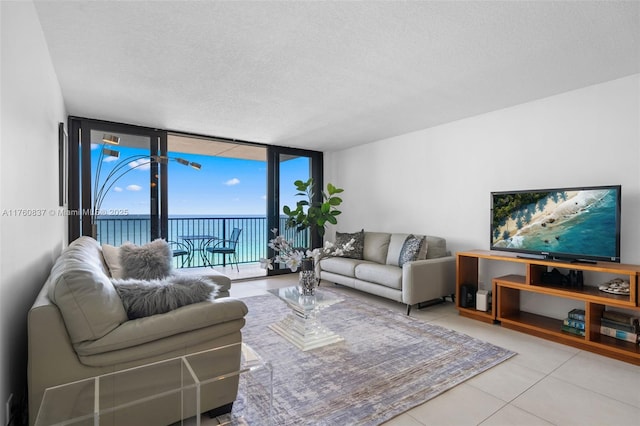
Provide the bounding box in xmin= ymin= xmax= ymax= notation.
xmin=299 ymin=258 xmax=317 ymax=296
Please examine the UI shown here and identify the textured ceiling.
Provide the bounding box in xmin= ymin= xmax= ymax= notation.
xmin=34 ymin=1 xmax=639 ymax=152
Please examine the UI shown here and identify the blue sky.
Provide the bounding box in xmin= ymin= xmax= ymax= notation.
xmin=92 ymin=145 xmax=309 ymax=216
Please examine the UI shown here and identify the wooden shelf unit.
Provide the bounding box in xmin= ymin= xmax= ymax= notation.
xmin=456 ymin=250 xmax=640 ymax=365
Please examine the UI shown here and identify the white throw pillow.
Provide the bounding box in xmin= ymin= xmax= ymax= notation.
xmin=102 ymin=243 xmax=124 ymax=279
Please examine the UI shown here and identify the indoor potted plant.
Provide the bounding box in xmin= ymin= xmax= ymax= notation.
xmin=260 ymin=178 xmax=350 ymax=294
xmin=282 ymin=178 xmax=344 ymax=238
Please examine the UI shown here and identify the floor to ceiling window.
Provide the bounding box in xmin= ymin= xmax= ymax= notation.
xmin=73 ymin=121 xmax=163 ymax=244
xmin=267 ymin=146 xmax=323 ymax=276
xmin=68 ymin=118 xmax=323 ymax=277
xmin=164 ymin=134 xmax=268 ymax=269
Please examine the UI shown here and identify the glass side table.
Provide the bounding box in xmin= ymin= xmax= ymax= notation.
xmin=35 ymin=342 xmax=272 ymax=426
xmin=268 ymin=286 xmax=344 ymax=351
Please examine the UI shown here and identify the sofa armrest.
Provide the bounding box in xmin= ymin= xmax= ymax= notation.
xmin=74 ymin=297 xmax=248 ymax=356
xmin=401 ymin=256 xmax=456 ymax=305
xmin=173 ymin=269 xmax=232 ymax=297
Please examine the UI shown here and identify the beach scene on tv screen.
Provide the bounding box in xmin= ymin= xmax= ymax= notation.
xmin=491 ymin=189 xmax=618 ymax=258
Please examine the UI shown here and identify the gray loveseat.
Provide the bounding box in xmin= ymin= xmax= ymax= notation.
xmin=28 ymin=237 xmax=248 ymax=425
xmin=319 ymin=232 xmax=456 ymax=314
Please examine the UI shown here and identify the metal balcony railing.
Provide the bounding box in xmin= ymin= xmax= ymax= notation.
xmin=94 ymin=216 xmax=309 ymax=268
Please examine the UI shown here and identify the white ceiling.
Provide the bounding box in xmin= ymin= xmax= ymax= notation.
xmin=34 ymin=1 xmax=640 ymax=152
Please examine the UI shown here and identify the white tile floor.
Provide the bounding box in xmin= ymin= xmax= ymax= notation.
xmin=226 ymin=274 xmax=640 ymax=426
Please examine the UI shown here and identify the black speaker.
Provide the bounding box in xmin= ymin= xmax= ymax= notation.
xmin=460 ymin=285 xmax=476 ymax=308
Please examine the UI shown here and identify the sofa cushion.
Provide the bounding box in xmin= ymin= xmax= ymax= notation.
xmin=319 ymin=257 xmax=367 ymax=277
xmin=120 ymin=239 xmax=173 ymax=280
xmin=355 ymin=263 xmax=403 ymax=290
xmin=398 ymin=234 xmax=426 ymax=267
xmin=363 ymin=232 xmax=391 ymax=264
xmin=48 ymin=237 xmax=128 ymax=343
xmin=425 ymin=236 xmax=448 ymax=259
xmin=335 ymin=229 xmax=364 ymax=259
xmin=112 ymin=275 xmax=220 ymax=319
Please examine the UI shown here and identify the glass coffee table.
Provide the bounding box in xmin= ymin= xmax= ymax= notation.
xmin=268 ymin=286 xmax=344 ymax=351
xmin=35 ymin=343 xmax=272 ymax=426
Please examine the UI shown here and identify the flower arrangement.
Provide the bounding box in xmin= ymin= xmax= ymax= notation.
xmin=260 ymin=228 xmax=355 ymax=272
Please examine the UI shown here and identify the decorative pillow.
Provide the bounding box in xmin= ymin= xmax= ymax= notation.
xmin=398 ymin=234 xmax=426 ymax=267
xmin=416 ymin=235 xmax=429 ymax=260
xmin=335 ymin=229 xmax=364 ymax=259
xmin=120 ymin=239 xmax=173 ymax=280
xmin=102 ymin=243 xmax=124 ymax=279
xmin=112 ymin=275 xmax=220 ymax=320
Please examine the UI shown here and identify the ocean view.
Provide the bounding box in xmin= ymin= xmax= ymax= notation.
xmin=95 ymin=215 xmax=307 ymax=267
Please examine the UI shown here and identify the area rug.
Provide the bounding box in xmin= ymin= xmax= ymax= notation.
xmin=236 ymin=289 xmax=515 ymax=425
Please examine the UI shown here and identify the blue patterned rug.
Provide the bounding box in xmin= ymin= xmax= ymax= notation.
xmin=236 ymin=288 xmax=515 ymax=425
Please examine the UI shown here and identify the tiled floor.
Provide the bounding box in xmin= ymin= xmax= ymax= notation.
xmin=225 ymin=274 xmax=640 ymax=426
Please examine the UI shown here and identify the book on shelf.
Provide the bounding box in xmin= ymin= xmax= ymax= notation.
xmin=602 ymin=310 xmax=639 ymax=327
xmin=561 ymin=324 xmax=585 ymax=337
xmin=600 ymin=318 xmax=639 ymax=334
xmin=563 ymin=318 xmax=585 ymax=330
xmin=568 ymin=308 xmax=585 ymax=321
xmin=599 ymin=325 xmax=639 ymax=343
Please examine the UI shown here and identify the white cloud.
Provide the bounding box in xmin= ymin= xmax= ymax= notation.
xmin=91 ymin=143 xmax=98 ymax=150
xmin=126 ymin=184 xmax=143 ymax=191
xmin=104 ymin=156 xmax=119 ymax=162
xmin=113 ymin=187 xmax=123 ymax=192
xmin=225 ymin=178 xmax=240 ymax=186
xmin=129 ymin=159 xmax=151 ymax=171
xmin=262 ymin=194 xmax=267 ymax=200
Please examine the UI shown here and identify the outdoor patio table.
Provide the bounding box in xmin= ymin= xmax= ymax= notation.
xmin=178 ymin=235 xmax=219 ymax=267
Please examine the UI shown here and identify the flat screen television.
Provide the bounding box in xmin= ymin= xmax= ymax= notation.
xmin=490 ymin=185 xmax=621 ymax=263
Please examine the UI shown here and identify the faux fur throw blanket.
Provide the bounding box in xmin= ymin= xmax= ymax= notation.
xmin=112 ymin=275 xmax=220 ymax=319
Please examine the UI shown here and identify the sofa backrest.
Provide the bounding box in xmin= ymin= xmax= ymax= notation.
xmin=385 ymin=233 xmax=448 ymax=266
xmin=424 ymin=235 xmax=449 ymax=259
xmin=48 ymin=237 xmax=128 ymax=344
xmin=386 ymin=233 xmax=412 ymax=266
xmin=362 ymin=232 xmax=391 ymax=264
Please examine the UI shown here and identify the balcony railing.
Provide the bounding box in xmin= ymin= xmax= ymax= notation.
xmin=94 ymin=216 xmax=309 ymax=268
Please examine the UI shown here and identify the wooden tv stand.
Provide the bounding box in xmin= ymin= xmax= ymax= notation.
xmin=456 ymin=250 xmax=640 ymax=365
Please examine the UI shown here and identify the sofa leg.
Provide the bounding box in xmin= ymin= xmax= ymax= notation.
xmin=207 ymin=402 xmax=234 ymax=418
xmin=406 ymin=304 xmax=412 ymax=315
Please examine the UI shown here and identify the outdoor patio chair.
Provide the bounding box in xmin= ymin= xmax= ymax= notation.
xmin=205 ymin=228 xmax=242 ymax=272
xmin=168 ymin=240 xmax=190 ymax=268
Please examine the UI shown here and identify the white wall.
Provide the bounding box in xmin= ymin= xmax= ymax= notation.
xmin=326 ymin=74 xmax=640 ymax=316
xmin=0 ymin=1 xmax=67 ymax=422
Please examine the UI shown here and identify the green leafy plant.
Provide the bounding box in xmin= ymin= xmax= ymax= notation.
xmin=282 ymin=178 xmax=344 ymax=237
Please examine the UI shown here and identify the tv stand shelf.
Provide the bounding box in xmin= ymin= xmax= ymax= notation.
xmin=456 ymin=250 xmax=640 ymax=365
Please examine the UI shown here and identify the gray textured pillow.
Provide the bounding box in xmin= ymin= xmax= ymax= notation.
xmin=112 ymin=275 xmax=220 ymax=319
xmin=120 ymin=239 xmax=172 ymax=280
xmin=335 ymin=229 xmax=364 ymax=259
xmin=399 ymin=234 xmax=426 ymax=267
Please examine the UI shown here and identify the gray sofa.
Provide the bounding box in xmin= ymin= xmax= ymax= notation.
xmin=319 ymin=232 xmax=456 ymax=314
xmin=28 ymin=237 xmax=248 ymax=425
